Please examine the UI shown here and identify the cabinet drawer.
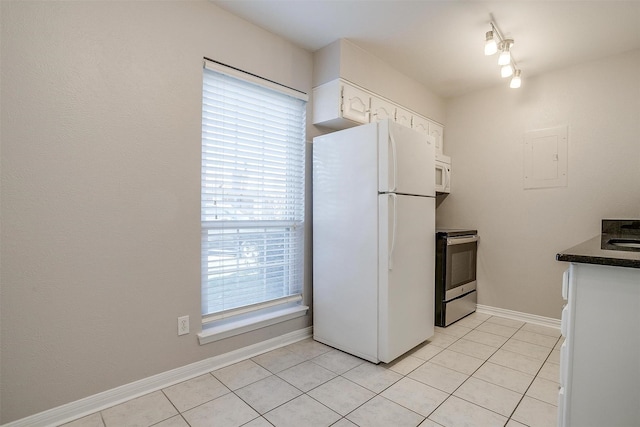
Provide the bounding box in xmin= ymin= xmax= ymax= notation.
xmin=562 ymin=268 xmax=569 ymax=300
xmin=561 ymin=305 xmax=570 ymax=338
xmin=560 ymin=341 xmax=568 ymax=386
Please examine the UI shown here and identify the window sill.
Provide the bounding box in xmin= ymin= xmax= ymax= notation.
xmin=197 ymin=304 xmax=309 ymax=345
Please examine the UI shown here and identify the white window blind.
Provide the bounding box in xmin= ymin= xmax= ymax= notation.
xmin=201 ymin=60 xmax=307 ymax=320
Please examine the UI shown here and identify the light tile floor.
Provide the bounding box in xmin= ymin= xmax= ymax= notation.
xmin=63 ymin=312 xmax=562 ymax=427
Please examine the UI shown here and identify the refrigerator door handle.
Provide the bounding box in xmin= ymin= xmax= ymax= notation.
xmin=388 ymin=193 xmax=397 ymax=270
xmin=389 ymin=132 xmax=398 ymax=193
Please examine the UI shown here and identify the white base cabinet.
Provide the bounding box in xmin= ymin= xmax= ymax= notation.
xmin=559 ymin=263 xmax=640 ymax=427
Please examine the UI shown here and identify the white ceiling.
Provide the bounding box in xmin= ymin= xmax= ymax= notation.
xmin=212 ymin=0 xmax=640 ymax=98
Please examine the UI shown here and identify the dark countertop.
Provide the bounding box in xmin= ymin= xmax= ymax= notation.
xmin=556 ymin=235 xmax=640 ymax=269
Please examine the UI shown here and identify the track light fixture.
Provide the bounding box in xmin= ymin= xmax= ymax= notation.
xmin=484 ymin=21 xmax=522 ymax=89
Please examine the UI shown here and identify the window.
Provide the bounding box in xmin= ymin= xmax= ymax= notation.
xmin=201 ymin=60 xmax=307 ymax=331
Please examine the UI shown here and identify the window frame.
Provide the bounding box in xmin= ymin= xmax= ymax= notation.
xmin=198 ymin=59 xmax=308 ymax=344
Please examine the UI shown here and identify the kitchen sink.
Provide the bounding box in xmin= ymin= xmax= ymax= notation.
xmin=607 ymin=239 xmax=640 ymax=250
xmin=601 ymin=219 xmax=640 ymax=252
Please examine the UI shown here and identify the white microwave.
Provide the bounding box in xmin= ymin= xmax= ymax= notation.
xmin=435 ymin=153 xmax=451 ymax=194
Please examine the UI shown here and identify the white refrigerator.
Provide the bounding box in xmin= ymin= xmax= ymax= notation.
xmin=313 ymin=119 xmax=436 ymax=364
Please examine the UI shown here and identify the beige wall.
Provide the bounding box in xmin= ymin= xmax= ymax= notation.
xmin=437 ymin=49 xmax=640 ymax=319
xmin=0 ymin=1 xmax=313 ymax=422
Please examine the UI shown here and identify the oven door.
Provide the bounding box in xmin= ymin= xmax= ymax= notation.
xmin=435 ymin=161 xmax=450 ymax=194
xmin=445 ymin=235 xmax=478 ymax=300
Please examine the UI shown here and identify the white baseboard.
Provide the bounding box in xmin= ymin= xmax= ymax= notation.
xmin=3 ymin=327 xmax=313 ymax=427
xmin=476 ymin=304 xmax=561 ymax=330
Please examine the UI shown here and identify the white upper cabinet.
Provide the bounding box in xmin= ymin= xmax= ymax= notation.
xmin=313 ymin=79 xmax=370 ymax=129
xmin=341 ymin=83 xmax=370 ymax=124
xmin=370 ymin=97 xmax=396 ymax=122
xmin=371 ymin=97 xmax=396 ymax=122
xmin=412 ymin=115 xmax=429 ymax=136
xmin=395 ymin=107 xmax=412 ymax=128
xmin=413 ymin=116 xmax=443 ymax=154
xmin=429 ymin=122 xmax=444 ymax=154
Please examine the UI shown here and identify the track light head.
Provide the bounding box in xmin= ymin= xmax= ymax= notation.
xmin=510 ymin=70 xmax=522 ymax=88
xmin=498 ymin=39 xmax=513 ymax=65
xmin=484 ymin=31 xmax=498 ymax=56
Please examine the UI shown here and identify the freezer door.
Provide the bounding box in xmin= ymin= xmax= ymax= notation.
xmin=378 ymin=194 xmax=435 ymax=362
xmin=378 ymin=119 xmax=435 ymax=197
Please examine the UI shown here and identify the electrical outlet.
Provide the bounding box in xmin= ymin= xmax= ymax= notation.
xmin=177 ymin=315 xmax=189 ymax=336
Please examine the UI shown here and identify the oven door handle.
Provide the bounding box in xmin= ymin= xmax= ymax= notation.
xmin=447 ymin=235 xmax=478 ymax=245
